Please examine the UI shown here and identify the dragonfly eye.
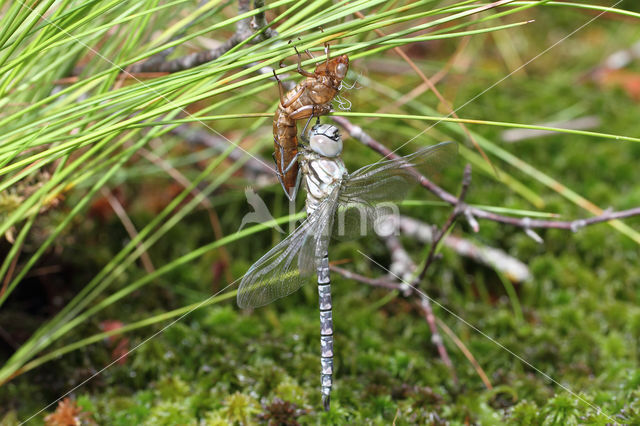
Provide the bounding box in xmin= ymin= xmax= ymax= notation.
xmin=310 ymin=124 xmax=341 ymax=141
xmin=309 ymin=124 xmax=343 ymax=157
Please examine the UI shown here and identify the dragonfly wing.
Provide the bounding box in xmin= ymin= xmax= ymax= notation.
xmin=332 ymin=141 xmax=457 ymax=240
xmin=298 ymin=187 xmax=339 ymax=276
xmin=237 ymin=186 xmax=339 ymax=309
xmin=343 ymin=141 xmax=457 ymax=202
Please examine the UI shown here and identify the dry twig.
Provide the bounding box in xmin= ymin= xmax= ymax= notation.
xmin=332 ymin=115 xmax=640 ymax=234
xmin=417 ymin=164 xmax=472 ymax=282
xmin=131 ymin=0 xmax=277 ymax=74
xmin=101 ymin=188 xmax=155 ymax=274
xmin=397 ymin=215 xmax=530 ymax=282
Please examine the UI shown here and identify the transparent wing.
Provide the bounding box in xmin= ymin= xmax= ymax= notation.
xmin=343 ymin=141 xmax=457 ymax=202
xmin=332 ymin=141 xmax=457 ymax=240
xmin=237 ymin=186 xmax=340 ymax=309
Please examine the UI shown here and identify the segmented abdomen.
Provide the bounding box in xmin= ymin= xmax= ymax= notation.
xmin=273 ymin=77 xmax=340 ymax=196
xmin=273 ymin=107 xmax=298 ymax=194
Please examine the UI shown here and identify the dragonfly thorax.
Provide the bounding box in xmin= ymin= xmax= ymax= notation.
xmin=300 ymin=124 xmax=348 ymax=216
xmin=307 ymin=123 xmax=343 ymax=157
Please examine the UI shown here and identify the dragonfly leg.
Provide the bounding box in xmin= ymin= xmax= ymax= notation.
xmin=275 ymin=73 xmax=306 ymax=108
xmin=324 ymin=41 xmax=330 ymax=67
xmin=317 ymin=252 xmax=334 ymax=411
xmin=272 ymin=138 xmax=299 ymax=202
xmin=272 ymin=151 xmax=297 ymax=202
xmin=315 ymin=26 xmax=330 ymax=67
xmin=279 ymin=40 xmax=298 ymax=68
xmin=281 ymin=151 xmax=299 ymax=174
xmin=304 ymin=47 xmax=315 ymax=59
xmin=272 ymin=70 xmax=288 ymax=106
xmin=288 ymin=167 xmax=302 ymax=202
xmin=273 ymin=138 xmax=289 ymax=177
xmin=289 ymin=103 xmax=332 ymax=120
xmin=301 ymin=115 xmax=315 ymax=143
xmin=294 ymin=46 xmax=315 ymax=78
xmin=273 ymin=136 xmax=286 ymax=172
xmin=295 ymin=37 xmax=315 ymax=60
xmin=301 ymin=115 xmax=322 ymax=144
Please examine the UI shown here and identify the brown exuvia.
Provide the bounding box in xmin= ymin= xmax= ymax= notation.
xmin=272 ymin=44 xmax=349 ymax=201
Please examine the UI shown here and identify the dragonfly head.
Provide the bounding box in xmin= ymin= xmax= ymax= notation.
xmin=332 ymin=55 xmax=349 ymax=80
xmin=315 ymin=54 xmax=349 ymax=86
xmin=308 ymin=123 xmax=343 ymax=157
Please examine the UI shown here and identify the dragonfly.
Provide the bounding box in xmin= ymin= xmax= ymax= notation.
xmin=238 ymin=122 xmax=457 ymax=411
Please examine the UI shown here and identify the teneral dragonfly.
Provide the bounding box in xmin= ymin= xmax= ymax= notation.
xmin=238 ymin=123 xmax=457 ymax=411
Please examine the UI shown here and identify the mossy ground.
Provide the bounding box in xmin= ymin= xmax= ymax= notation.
xmin=2 ymin=5 xmax=640 ymax=425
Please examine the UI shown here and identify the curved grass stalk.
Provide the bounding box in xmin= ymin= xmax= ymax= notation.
xmin=129 ymin=111 xmax=640 ymax=146
xmin=12 ymin=291 xmax=238 ymax=381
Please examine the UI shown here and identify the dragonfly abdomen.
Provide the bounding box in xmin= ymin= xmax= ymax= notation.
xmin=317 ymin=252 xmax=334 ymax=411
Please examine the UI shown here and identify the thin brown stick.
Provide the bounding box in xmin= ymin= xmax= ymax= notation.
xmin=436 ymin=317 xmax=493 ymax=390
xmin=417 ymin=164 xmax=472 ymax=282
xmin=378 ymin=35 xmax=471 ymax=116
xmin=139 ymin=144 xmax=233 ymax=283
xmin=332 ymin=115 xmax=640 ymax=231
xmin=419 ymin=297 xmax=458 ymax=385
xmin=430 ymin=36 xmax=472 ymax=85
xmin=0 ymin=242 xmax=22 ymax=300
xmin=329 ymin=265 xmax=403 ymax=291
xmin=101 ymin=188 xmax=155 ymax=274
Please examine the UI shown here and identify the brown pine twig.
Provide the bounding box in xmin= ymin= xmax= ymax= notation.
xmin=130 ymin=0 xmax=277 ymax=74
xmin=376 ymin=36 xmax=472 ymax=117
xmin=101 ymin=188 xmax=156 ymax=274
xmin=419 ymin=297 xmax=458 ymax=385
xmin=139 ymin=144 xmax=233 ymax=283
xmin=332 ymin=115 xmax=640 ymax=233
xmin=0 ymin=242 xmax=22 ymax=300
xmin=417 ymin=164 xmax=472 ymax=282
xmin=436 ymin=316 xmax=493 ymax=390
